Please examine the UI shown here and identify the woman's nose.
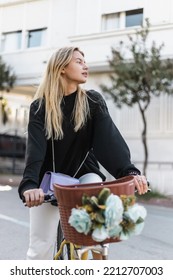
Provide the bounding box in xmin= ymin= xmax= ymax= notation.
xmin=83 ymin=63 xmax=88 ymax=70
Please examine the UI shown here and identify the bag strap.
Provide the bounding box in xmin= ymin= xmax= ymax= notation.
xmin=51 ymin=136 xmax=56 ymax=172
xmin=51 ymin=136 xmax=89 ymax=177
xmin=73 ymin=151 xmax=89 ymax=177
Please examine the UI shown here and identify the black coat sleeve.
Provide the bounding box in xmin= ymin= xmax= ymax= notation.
xmin=18 ymin=100 xmax=47 ymax=199
xmin=91 ymin=91 xmax=140 ymax=178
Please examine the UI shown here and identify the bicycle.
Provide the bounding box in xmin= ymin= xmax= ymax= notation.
xmin=53 ymin=175 xmax=148 ymax=260
xmin=35 ymin=194 xmax=105 ymax=260
xmin=43 ymin=195 xmax=107 ymax=260
xmin=23 ymin=176 xmax=150 ymax=260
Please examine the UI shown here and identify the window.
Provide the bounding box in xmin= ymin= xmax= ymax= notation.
xmin=102 ymin=13 xmax=120 ymax=31
xmin=0 ymin=31 xmax=22 ymax=52
xmin=27 ymin=28 xmax=47 ymax=48
xmin=126 ymin=9 xmax=143 ymax=27
xmin=101 ymin=8 xmax=143 ymax=32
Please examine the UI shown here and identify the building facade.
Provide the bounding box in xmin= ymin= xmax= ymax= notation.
xmin=0 ymin=0 xmax=173 ymax=193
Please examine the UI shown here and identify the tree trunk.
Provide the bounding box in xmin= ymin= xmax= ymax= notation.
xmin=138 ymin=105 xmax=148 ymax=176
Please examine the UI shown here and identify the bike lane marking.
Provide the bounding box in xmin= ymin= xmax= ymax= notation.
xmin=0 ymin=213 xmax=29 ymax=228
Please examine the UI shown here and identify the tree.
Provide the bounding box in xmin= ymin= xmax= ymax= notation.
xmin=0 ymin=56 xmax=16 ymax=124
xmin=100 ymin=19 xmax=173 ymax=176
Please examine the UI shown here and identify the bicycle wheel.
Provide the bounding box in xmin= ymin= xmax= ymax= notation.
xmin=56 ymin=221 xmax=71 ymax=260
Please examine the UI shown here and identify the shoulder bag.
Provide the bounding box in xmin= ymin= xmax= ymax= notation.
xmin=40 ymin=137 xmax=88 ymax=194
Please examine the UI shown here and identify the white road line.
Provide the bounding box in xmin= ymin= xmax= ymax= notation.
xmin=0 ymin=213 xmax=29 ymax=228
xmin=0 ymin=185 xmax=12 ymax=191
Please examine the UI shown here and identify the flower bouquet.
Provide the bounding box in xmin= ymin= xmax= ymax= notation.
xmin=69 ymin=188 xmax=147 ymax=242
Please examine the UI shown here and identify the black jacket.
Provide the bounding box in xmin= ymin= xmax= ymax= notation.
xmin=18 ymin=90 xmax=140 ymax=199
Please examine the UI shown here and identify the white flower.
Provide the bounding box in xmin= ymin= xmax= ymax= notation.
xmin=108 ymin=224 xmax=122 ymax=238
xmin=120 ymin=223 xmax=145 ymax=240
xmin=133 ymin=222 xmax=145 ymax=235
xmin=104 ymin=194 xmax=124 ymax=239
xmin=69 ymin=208 xmax=91 ymax=234
xmin=124 ymin=204 xmax=147 ymax=223
xmin=92 ymin=226 xmax=109 ymax=242
xmin=105 ymin=194 xmax=123 ymax=226
xmin=119 ymin=231 xmax=130 ymax=241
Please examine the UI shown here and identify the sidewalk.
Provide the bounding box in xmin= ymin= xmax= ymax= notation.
xmin=0 ymin=173 xmax=22 ymax=187
xmin=139 ymin=196 xmax=173 ymax=208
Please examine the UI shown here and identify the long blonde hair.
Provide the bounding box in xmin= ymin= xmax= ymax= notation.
xmin=34 ymin=46 xmax=90 ymax=139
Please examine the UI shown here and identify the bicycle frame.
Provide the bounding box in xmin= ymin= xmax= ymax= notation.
xmin=54 ymin=239 xmax=109 ymax=260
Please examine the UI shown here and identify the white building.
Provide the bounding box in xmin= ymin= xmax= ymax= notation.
xmin=0 ymin=0 xmax=173 ymax=194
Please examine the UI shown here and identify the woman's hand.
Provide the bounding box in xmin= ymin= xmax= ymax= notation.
xmin=134 ymin=175 xmax=148 ymax=195
xmin=23 ymin=188 xmax=45 ymax=207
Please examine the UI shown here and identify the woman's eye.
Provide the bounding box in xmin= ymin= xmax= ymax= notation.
xmin=76 ymin=59 xmax=83 ymax=64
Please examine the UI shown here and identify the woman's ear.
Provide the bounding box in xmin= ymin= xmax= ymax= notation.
xmin=61 ymin=69 xmax=65 ymax=74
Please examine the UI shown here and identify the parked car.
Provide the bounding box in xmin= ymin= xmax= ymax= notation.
xmin=0 ymin=132 xmax=26 ymax=158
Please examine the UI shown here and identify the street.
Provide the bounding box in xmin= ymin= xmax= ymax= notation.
xmin=0 ymin=184 xmax=173 ymax=260
xmin=109 ymin=205 xmax=173 ymax=259
xmin=0 ymin=184 xmax=29 ymax=260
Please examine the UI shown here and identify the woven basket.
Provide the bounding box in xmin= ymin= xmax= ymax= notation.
xmin=54 ymin=175 xmax=135 ymax=246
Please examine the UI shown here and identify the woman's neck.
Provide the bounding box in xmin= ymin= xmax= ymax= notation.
xmin=64 ymin=84 xmax=77 ymax=96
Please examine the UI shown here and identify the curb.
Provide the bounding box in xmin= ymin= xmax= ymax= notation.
xmin=138 ymin=198 xmax=173 ymax=208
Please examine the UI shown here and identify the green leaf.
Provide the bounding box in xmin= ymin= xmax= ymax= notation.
xmin=95 ymin=211 xmax=105 ymax=224
xmin=98 ymin=188 xmax=111 ymax=204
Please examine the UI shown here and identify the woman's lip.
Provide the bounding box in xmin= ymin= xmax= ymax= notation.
xmin=82 ymin=73 xmax=88 ymax=77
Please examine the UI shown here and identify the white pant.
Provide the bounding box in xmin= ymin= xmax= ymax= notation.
xmin=26 ymin=173 xmax=102 ymax=260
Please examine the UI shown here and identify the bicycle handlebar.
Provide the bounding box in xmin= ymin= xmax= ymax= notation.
xmin=22 ymin=193 xmax=57 ymax=206
xmin=22 ymin=184 xmax=151 ymax=206
xmin=44 ymin=193 xmax=57 ymax=205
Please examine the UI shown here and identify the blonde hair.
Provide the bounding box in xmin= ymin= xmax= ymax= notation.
xmin=34 ymin=46 xmax=90 ymax=139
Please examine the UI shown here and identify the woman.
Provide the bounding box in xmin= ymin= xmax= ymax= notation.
xmin=18 ymin=46 xmax=148 ymax=259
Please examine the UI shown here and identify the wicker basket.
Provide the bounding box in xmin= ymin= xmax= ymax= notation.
xmin=54 ymin=175 xmax=135 ymax=246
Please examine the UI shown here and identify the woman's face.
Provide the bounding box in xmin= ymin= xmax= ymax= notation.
xmin=62 ymin=51 xmax=88 ymax=86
